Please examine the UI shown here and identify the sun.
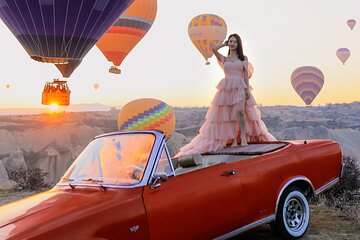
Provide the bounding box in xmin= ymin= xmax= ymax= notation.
xmin=49 ymin=103 xmax=59 ymax=112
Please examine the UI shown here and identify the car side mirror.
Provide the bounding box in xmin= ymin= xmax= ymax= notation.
xmin=150 ymin=173 xmax=168 ymax=190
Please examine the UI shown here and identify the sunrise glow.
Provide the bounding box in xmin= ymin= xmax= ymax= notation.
xmin=48 ymin=104 xmax=59 ymax=112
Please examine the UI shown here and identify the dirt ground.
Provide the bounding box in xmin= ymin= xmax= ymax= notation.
xmin=235 ymin=204 xmax=360 ymax=239
xmin=0 ymin=190 xmax=41 ymax=206
xmin=1 ymin=190 xmax=359 ymax=239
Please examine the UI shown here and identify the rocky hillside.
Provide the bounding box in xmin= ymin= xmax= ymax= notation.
xmin=175 ymin=102 xmax=360 ymax=159
xmin=0 ymin=112 xmax=111 ymax=186
xmin=1 ymin=102 xmax=359 ymax=188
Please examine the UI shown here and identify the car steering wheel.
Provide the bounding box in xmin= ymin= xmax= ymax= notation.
xmin=125 ymin=165 xmax=144 ymax=181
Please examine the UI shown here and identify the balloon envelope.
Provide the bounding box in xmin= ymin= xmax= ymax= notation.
xmin=188 ymin=14 xmax=227 ymax=64
xmin=93 ymin=83 xmax=99 ymax=90
xmin=336 ymin=48 xmax=351 ymax=65
xmin=55 ymin=60 xmax=82 ymax=78
xmin=97 ymin=0 xmax=157 ymax=69
xmin=291 ymin=66 xmax=324 ymax=105
xmin=5 ymin=84 xmax=10 ymax=89
xmin=347 ymin=19 xmax=356 ymax=30
xmin=0 ymin=0 xmax=134 ymax=77
xmin=118 ymin=98 xmax=176 ymax=138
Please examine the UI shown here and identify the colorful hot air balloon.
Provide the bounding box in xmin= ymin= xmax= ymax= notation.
xmin=291 ymin=66 xmax=324 ymax=106
xmin=188 ymin=14 xmax=227 ymax=65
xmin=118 ymin=98 xmax=176 ymax=138
xmin=336 ymin=48 xmax=351 ymax=65
xmin=97 ymin=0 xmax=157 ymax=74
xmin=5 ymin=84 xmax=10 ymax=89
xmin=93 ymin=83 xmax=99 ymax=90
xmin=0 ymin=0 xmax=134 ymax=105
xmin=347 ymin=19 xmax=356 ymax=30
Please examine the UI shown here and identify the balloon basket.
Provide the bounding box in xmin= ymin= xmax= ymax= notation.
xmin=205 ymin=61 xmax=210 ymax=65
xmin=109 ymin=66 xmax=121 ymax=74
xmin=41 ymin=80 xmax=71 ymax=106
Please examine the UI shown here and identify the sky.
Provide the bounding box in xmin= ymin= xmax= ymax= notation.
xmin=0 ymin=0 xmax=360 ymax=108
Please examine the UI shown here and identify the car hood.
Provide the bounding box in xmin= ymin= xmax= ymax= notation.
xmin=0 ymin=186 xmax=143 ymax=239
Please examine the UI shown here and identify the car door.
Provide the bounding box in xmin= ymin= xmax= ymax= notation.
xmin=142 ymin=146 xmax=246 ymax=240
xmin=235 ymin=153 xmax=281 ymax=224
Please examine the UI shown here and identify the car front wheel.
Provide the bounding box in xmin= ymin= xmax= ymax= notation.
xmin=271 ymin=187 xmax=310 ymax=239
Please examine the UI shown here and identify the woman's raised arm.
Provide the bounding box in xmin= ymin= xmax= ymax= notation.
xmin=211 ymin=41 xmax=227 ymax=62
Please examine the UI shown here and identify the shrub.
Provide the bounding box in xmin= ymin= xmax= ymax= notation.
xmin=10 ymin=167 xmax=49 ymax=191
xmin=325 ymin=156 xmax=360 ymax=200
xmin=312 ymin=155 xmax=360 ymax=222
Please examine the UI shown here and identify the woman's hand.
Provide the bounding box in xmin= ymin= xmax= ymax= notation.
xmin=212 ymin=40 xmax=228 ymax=51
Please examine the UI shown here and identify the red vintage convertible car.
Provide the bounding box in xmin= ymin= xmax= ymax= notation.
xmin=0 ymin=130 xmax=343 ymax=240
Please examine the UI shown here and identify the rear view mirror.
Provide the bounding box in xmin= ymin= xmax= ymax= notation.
xmin=153 ymin=173 xmax=168 ymax=181
xmin=150 ymin=172 xmax=168 ymax=190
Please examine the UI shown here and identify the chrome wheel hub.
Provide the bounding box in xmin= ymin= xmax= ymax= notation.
xmin=285 ymin=198 xmax=304 ymax=230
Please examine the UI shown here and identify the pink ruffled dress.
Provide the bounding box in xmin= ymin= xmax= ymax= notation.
xmin=175 ymin=55 xmax=276 ymax=157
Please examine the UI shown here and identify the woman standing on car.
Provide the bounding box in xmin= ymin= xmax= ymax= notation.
xmin=175 ymin=33 xmax=275 ymax=157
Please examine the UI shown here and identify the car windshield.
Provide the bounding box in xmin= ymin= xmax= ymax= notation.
xmin=60 ymin=133 xmax=155 ymax=186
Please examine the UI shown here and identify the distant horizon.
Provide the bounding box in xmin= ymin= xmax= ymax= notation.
xmin=0 ymin=101 xmax=359 ymax=116
xmin=1 ymin=100 xmax=359 ymax=110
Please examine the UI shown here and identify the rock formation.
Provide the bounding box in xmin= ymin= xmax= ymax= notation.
xmin=1 ymin=148 xmax=27 ymax=177
xmin=0 ymin=161 xmax=8 ymax=182
xmin=166 ymin=132 xmax=187 ymax=157
xmin=0 ymin=160 xmax=16 ymax=190
xmin=0 ymin=129 xmax=18 ymax=155
xmin=279 ymin=126 xmax=330 ymax=140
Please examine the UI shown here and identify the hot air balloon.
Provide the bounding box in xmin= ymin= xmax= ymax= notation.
xmin=97 ymin=0 xmax=157 ymax=74
xmin=188 ymin=14 xmax=227 ymax=65
xmin=41 ymin=80 xmax=70 ymax=106
xmin=118 ymin=98 xmax=176 ymax=138
xmin=0 ymin=0 xmax=134 ymax=105
xmin=291 ymin=66 xmax=324 ymax=106
xmin=93 ymin=83 xmax=99 ymax=90
xmin=5 ymin=84 xmax=10 ymax=89
xmin=347 ymin=19 xmax=356 ymax=30
xmin=336 ymin=48 xmax=351 ymax=65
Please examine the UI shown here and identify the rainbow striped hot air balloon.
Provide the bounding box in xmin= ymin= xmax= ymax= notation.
xmin=291 ymin=66 xmax=324 ymax=106
xmin=118 ymin=98 xmax=176 ymax=138
xmin=347 ymin=19 xmax=356 ymax=30
xmin=188 ymin=14 xmax=227 ymax=65
xmin=97 ymin=0 xmax=157 ymax=74
xmin=336 ymin=48 xmax=351 ymax=65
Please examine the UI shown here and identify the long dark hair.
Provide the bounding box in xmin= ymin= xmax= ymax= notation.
xmin=227 ymin=33 xmax=245 ymax=61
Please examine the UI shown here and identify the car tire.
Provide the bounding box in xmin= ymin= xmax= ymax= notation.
xmin=270 ymin=187 xmax=310 ymax=239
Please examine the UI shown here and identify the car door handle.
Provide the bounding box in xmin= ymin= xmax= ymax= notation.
xmin=221 ymin=169 xmax=236 ymax=176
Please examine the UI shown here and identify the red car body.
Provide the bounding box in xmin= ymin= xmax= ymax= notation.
xmin=0 ymin=131 xmax=343 ymax=240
